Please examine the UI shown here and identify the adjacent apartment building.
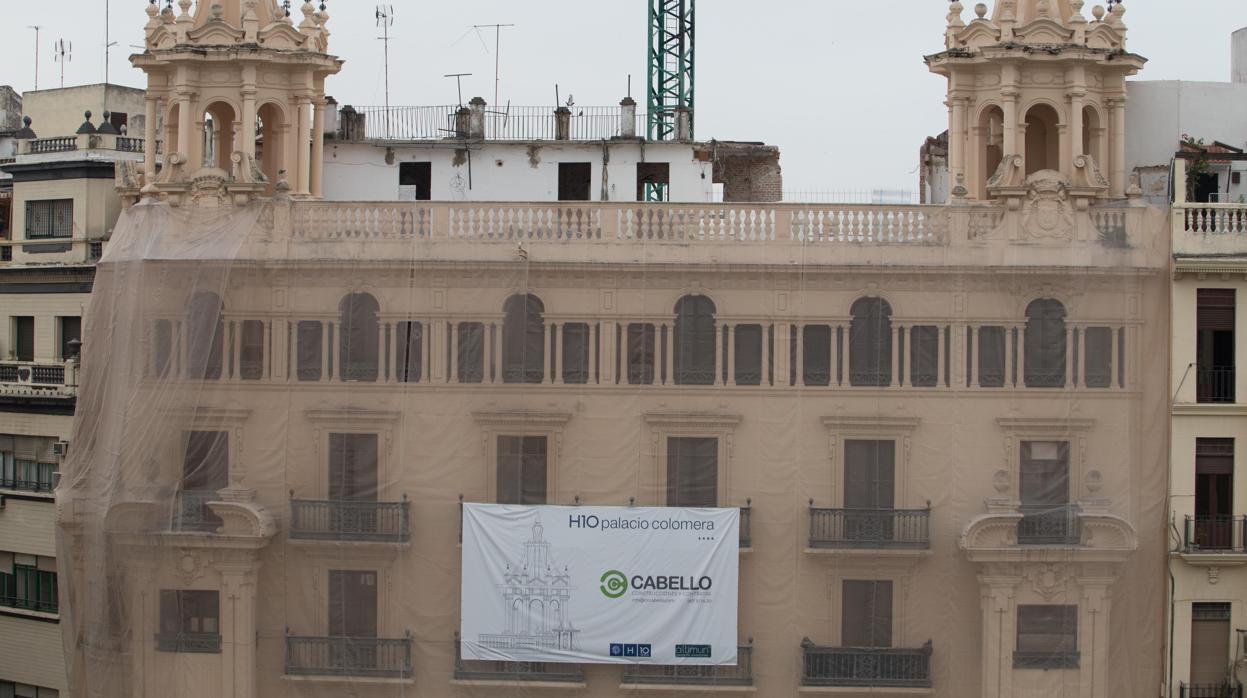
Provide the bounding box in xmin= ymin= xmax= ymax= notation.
xmin=0 ymin=85 xmax=147 ymax=698
xmin=56 ymin=1 xmax=1168 ymax=697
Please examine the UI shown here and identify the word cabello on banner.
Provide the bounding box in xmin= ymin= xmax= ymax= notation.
xmin=460 ymin=503 xmax=739 ymax=665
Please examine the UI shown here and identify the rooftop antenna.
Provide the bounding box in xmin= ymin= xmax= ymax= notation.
xmin=376 ymin=5 xmax=395 ymax=137
xmin=470 ymin=23 xmax=514 ymax=109
xmin=27 ymin=26 xmax=42 ymax=90
xmin=444 ymin=73 xmax=472 ymax=108
xmin=104 ymin=0 xmax=118 ymax=83
xmin=53 ymin=39 xmax=72 ymax=89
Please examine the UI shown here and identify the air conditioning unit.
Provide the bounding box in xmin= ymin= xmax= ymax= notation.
xmin=53 ymin=441 xmax=69 ymax=457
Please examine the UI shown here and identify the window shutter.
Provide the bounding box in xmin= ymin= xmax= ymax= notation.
xmin=1198 ymin=289 xmax=1236 ymax=331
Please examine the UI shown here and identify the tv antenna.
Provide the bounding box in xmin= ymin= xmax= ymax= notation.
xmin=443 ymin=73 xmax=472 ymax=108
xmin=27 ymin=26 xmax=42 ymax=90
xmin=105 ymin=0 xmax=118 ymax=83
xmin=376 ymin=5 xmax=395 ymax=136
xmin=470 ymin=23 xmax=514 ymax=108
xmin=53 ymin=39 xmax=72 ymax=89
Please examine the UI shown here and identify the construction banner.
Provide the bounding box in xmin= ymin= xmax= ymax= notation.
xmin=460 ymin=503 xmax=739 ymax=665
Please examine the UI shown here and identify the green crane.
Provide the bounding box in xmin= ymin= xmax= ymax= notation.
xmin=647 ymin=0 xmax=694 ymax=143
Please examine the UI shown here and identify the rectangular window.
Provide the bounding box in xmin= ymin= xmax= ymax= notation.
xmin=909 ymin=325 xmax=938 ymax=387
xmin=239 ymin=320 xmax=264 ymax=380
xmin=12 ymin=316 xmax=33 ymax=362
xmin=734 ymin=324 xmax=763 ymax=386
xmin=802 ymin=325 xmax=831 ymax=386
xmin=1191 ymin=602 xmax=1232 ymax=685
xmin=457 ymin=322 xmax=485 ymax=384
xmin=1197 ymin=289 xmax=1236 ymax=403
xmin=497 ymin=436 xmax=547 ymax=505
xmin=0 ymin=436 xmax=57 ymax=493
xmin=558 ymin=163 xmax=592 ymax=201
xmin=666 ymin=437 xmax=717 ymax=507
xmin=1018 ymin=441 xmax=1074 ymax=545
xmin=398 ymin=162 xmax=432 ymax=201
xmin=1015 ymin=605 xmax=1078 ymax=668
xmin=328 ymin=433 xmax=378 ymax=501
xmin=296 ymin=321 xmax=323 ymax=381
xmin=397 ymin=321 xmax=422 ymax=383
xmin=158 ymin=590 xmax=220 ymax=652
xmin=1194 ymin=438 xmax=1234 ymax=550
xmin=1083 ymin=326 xmax=1112 ymax=388
xmin=844 ymin=440 xmax=895 ymax=509
xmin=0 ymin=552 xmax=58 ymax=613
xmin=329 ymin=570 xmax=378 ymax=639
xmin=58 ymin=317 xmax=81 ymax=360
xmin=978 ymin=326 xmax=1005 ymax=388
xmin=562 ymin=323 xmax=590 ymax=384
xmin=0 ymin=681 xmax=59 ymax=698
xmin=842 ymin=580 xmax=892 ymax=648
xmin=627 ymin=323 xmax=655 ymax=385
xmin=24 ymin=200 xmax=72 ymax=239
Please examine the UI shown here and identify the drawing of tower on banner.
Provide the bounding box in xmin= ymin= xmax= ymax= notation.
xmin=478 ymin=517 xmax=579 ymax=652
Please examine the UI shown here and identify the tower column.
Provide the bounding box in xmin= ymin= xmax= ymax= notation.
xmin=240 ymin=84 xmax=257 ymax=159
xmin=310 ymin=99 xmax=326 ymax=198
xmin=948 ymin=96 xmax=967 ymax=191
xmin=296 ymin=96 xmax=312 ymax=196
xmin=1001 ymin=82 xmax=1019 ymax=157
xmin=144 ymin=95 xmax=158 ymax=182
xmin=1109 ymin=97 xmax=1127 ymax=197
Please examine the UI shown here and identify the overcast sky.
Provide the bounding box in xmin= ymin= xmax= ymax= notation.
xmin=1 ymin=1 xmax=1243 ymax=193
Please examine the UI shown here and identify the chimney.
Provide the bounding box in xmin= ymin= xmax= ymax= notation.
xmin=619 ymin=97 xmax=637 ymax=139
xmin=324 ymin=96 xmax=340 ymax=137
xmin=468 ymin=97 xmax=487 ymax=139
xmin=455 ymin=107 xmax=471 ymax=139
xmin=555 ymin=107 xmax=572 ymax=141
xmin=339 ymin=105 xmax=364 ymax=141
xmin=674 ymin=107 xmax=691 ymax=141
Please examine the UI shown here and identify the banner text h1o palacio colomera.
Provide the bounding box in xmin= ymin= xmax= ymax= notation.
xmin=460 ymin=504 xmax=739 ymax=665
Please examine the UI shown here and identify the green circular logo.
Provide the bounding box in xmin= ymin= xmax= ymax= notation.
xmin=600 ymin=570 xmax=628 ymax=599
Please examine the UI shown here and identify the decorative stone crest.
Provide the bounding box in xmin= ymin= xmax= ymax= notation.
xmin=1026 ymin=564 xmax=1071 ymax=599
xmin=176 ymin=549 xmax=209 ymax=585
xmin=1022 ymin=170 xmax=1074 ymax=240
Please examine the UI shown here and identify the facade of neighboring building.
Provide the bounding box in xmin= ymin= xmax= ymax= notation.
xmin=54 ymin=2 xmax=1169 ymax=698
xmin=18 ymin=85 xmax=147 ymax=143
xmin=0 ymin=94 xmax=146 ymax=698
xmin=1168 ymin=157 xmax=1247 ymax=698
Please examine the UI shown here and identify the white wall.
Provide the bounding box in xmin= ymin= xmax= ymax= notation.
xmin=1234 ymin=27 xmax=1247 ymax=84
xmin=322 ymin=141 xmax=715 ymax=203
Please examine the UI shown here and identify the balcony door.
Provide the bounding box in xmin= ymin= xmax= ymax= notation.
xmin=844 ymin=440 xmax=895 ymax=543
xmin=842 ymin=580 xmax=892 ymax=648
xmin=329 ymin=570 xmax=378 ymax=669
xmin=180 ymin=432 xmax=228 ymax=530
xmin=1191 ymin=603 xmax=1231 ymax=686
xmin=1195 ymin=438 xmax=1234 ymax=549
xmin=666 ymin=437 xmax=718 ymax=508
xmin=1197 ymin=289 xmax=1235 ymax=403
xmin=329 ymin=434 xmax=378 ymax=535
xmin=1019 ymin=441 xmax=1072 ymax=543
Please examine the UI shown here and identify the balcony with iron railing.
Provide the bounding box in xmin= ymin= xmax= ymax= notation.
xmin=173 ymin=490 xmax=223 ymax=533
xmin=289 ymin=496 xmax=411 ymax=543
xmin=285 ymin=634 xmax=413 ymax=679
xmin=621 ymin=643 xmax=753 ymax=687
xmin=1017 ymin=504 xmax=1082 ymax=545
xmin=0 ymin=360 xmax=77 ymax=399
xmin=1181 ymin=681 xmax=1245 ymax=698
xmin=808 ymin=503 xmax=931 ymax=551
xmin=1196 ymin=367 xmax=1236 ymax=404
xmin=452 ymin=633 xmax=585 ymax=684
xmin=800 ymin=639 xmax=933 ymax=689
xmin=1183 ymin=515 xmax=1247 ymax=554
xmin=155 ymin=632 xmax=222 ymax=653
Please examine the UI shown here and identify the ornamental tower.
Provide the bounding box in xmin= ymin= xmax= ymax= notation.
xmin=131 ymin=0 xmax=341 ymax=202
xmin=926 ymin=0 xmax=1145 ymax=202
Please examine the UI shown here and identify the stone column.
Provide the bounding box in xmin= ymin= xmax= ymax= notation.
xmin=425 ymin=320 xmax=436 ymax=384
xmin=378 ymin=322 xmax=388 ymax=382
xmin=240 ymin=77 xmax=257 ymax=158
xmin=979 ymin=576 xmax=1020 ymax=698
xmin=664 ymin=323 xmax=675 ymax=385
xmin=970 ymin=325 xmax=980 ymax=387
xmin=725 ymin=324 xmax=736 ymax=387
xmin=839 ymin=325 xmax=850 ymax=387
xmin=296 ymin=96 xmax=312 ymax=196
xmin=890 ymin=325 xmax=902 ymax=387
xmin=176 ymin=91 xmax=194 ymax=159
xmin=1077 ymin=579 xmax=1113 ymax=698
xmin=714 ymin=323 xmax=724 ymax=386
xmin=1066 ymin=327 xmax=1077 ymax=388
xmin=231 ymin=321 xmax=242 ymax=380
xmin=320 ymin=321 xmax=330 ymax=381
xmin=449 ymin=323 xmax=460 ymax=383
xmin=218 ymin=562 xmax=261 ymax=698
xmin=542 ymin=323 xmax=552 ymax=384
xmin=552 ymin=323 xmax=563 ymax=385
xmin=144 ymin=95 xmax=158 ymax=181
xmin=492 ymin=322 xmax=503 ymax=384
xmin=760 ymin=324 xmax=770 ymax=386
xmin=1015 ymin=325 xmax=1026 ymax=387
xmin=1068 ymin=87 xmax=1086 ymax=162
xmin=591 ymin=323 xmax=601 ymax=384
xmin=261 ymin=321 xmax=271 ymax=381
xmin=937 ymin=326 xmax=947 ymax=387
xmin=948 ymin=97 xmax=967 ymax=191
xmin=794 ymin=325 xmax=804 ymax=387
xmin=1109 ymin=97 xmax=1127 ymax=197
xmin=311 ymin=99 xmax=326 ymax=198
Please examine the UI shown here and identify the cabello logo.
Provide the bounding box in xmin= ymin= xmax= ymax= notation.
xmin=600 ymin=570 xmax=628 ymax=599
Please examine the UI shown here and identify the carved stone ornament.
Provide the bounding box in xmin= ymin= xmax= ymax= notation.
xmin=188 ymin=168 xmax=231 ymax=206
xmin=987 ymin=154 xmax=1025 ymax=190
xmin=1085 ymin=469 xmax=1103 ymax=495
xmin=177 ymin=549 xmax=209 ymax=585
xmin=1022 ymin=170 xmax=1075 ymax=240
xmin=1072 ymin=154 xmax=1110 ymax=190
xmin=1208 ymin=566 xmax=1221 ymax=585
xmin=992 ymin=469 xmax=1011 ymax=494
xmin=1026 ymin=563 xmax=1071 ymax=600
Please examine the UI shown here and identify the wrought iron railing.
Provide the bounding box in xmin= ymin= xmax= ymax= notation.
xmin=285 ymin=635 xmax=413 ymax=678
xmin=155 ymin=632 xmax=222 ymax=653
xmin=1181 ymin=681 xmax=1245 ymax=698
xmin=0 ymin=593 xmax=58 ymax=614
xmin=800 ymin=640 xmax=933 ymax=688
xmin=347 ymin=105 xmax=644 ymax=141
xmin=739 ymin=502 xmax=752 ymax=548
xmin=289 ymin=498 xmax=411 ymax=542
xmin=1184 ymin=515 xmax=1247 ymax=553
xmin=622 ymin=644 xmax=753 ymax=686
xmin=808 ymin=505 xmax=930 ymax=549
xmin=1013 ymin=649 xmax=1079 ymax=669
xmin=453 ymin=633 xmax=584 ymax=683
xmin=173 ymin=490 xmax=222 ymax=532
xmin=1017 ymin=504 xmax=1081 ymax=545
xmin=1197 ymin=367 xmax=1236 ymax=404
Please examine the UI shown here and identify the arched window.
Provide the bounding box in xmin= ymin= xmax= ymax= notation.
xmin=1082 ymin=105 xmax=1104 ymax=167
xmin=674 ymin=295 xmax=716 ymax=385
xmin=339 ymin=293 xmax=379 ymax=382
xmin=979 ymin=105 xmax=1004 ymax=199
xmin=202 ymin=101 xmax=236 ymax=171
xmin=256 ymin=103 xmax=287 ymax=193
xmin=1025 ymin=299 xmax=1067 ymax=388
xmin=502 ymin=294 xmax=545 ymax=383
xmin=1024 ymin=104 xmax=1061 ymax=175
xmin=849 ymin=297 xmax=892 ymax=387
xmin=186 ymin=292 xmax=224 ymax=380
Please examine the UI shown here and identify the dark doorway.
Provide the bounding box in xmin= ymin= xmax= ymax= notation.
xmin=636 ymin=162 xmax=670 ymax=201
xmin=558 ymin=163 xmax=592 ymax=201
xmin=399 ymin=162 xmax=432 ymax=200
